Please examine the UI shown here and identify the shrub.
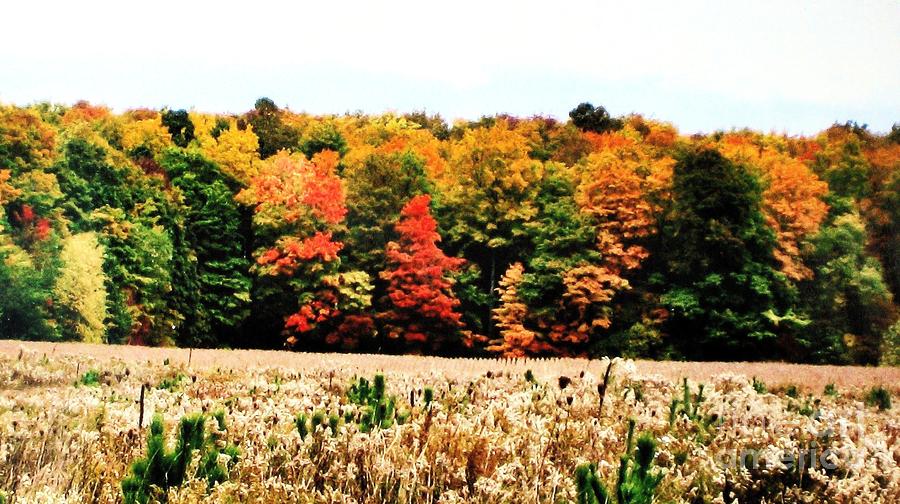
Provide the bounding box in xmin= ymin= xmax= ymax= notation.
xmin=121 ymin=413 xmax=239 ymax=504
xmin=295 ymin=413 xmax=310 ymax=440
xmin=574 ymin=419 xmax=662 ymax=504
xmin=668 ymin=378 xmax=718 ymax=444
xmin=865 ymin=386 xmax=892 ymax=411
xmin=78 ymin=369 xmax=101 ymax=387
xmin=751 ymin=377 xmax=767 ymax=394
xmin=343 ymin=374 xmax=403 ymax=433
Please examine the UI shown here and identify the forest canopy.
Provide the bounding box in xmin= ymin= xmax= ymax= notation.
xmin=1 ymin=99 xmax=898 ymax=364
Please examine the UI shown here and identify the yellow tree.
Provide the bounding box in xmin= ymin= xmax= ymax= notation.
xmin=120 ymin=117 xmax=172 ymax=156
xmin=53 ymin=232 xmax=108 ymax=343
xmin=488 ymin=262 xmax=544 ymax=356
xmin=440 ymin=119 xmax=544 ymax=339
xmin=576 ymin=149 xmax=673 ymax=275
xmin=759 ymin=154 xmax=829 ymax=280
xmin=0 ymin=106 xmax=57 ymax=171
xmin=192 ymin=114 xmax=262 ymax=184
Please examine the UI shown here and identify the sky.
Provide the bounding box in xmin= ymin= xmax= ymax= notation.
xmin=1 ymin=0 xmax=898 ymax=135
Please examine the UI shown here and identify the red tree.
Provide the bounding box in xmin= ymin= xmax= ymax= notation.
xmin=241 ymin=151 xmax=374 ymax=348
xmin=380 ymin=194 xmax=465 ymax=351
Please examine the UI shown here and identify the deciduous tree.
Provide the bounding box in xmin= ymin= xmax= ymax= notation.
xmin=380 ymin=194 xmax=464 ymax=352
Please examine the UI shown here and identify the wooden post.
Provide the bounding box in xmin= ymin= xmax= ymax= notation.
xmin=598 ymin=360 xmax=614 ymax=417
xmin=188 ymin=348 xmax=193 ymax=367
xmin=138 ymin=383 xmax=146 ymax=430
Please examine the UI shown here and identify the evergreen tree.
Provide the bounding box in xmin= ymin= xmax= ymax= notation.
xmin=658 ymin=148 xmax=791 ymax=360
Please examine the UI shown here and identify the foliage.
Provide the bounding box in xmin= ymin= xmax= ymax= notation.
xmin=160 ymin=109 xmax=195 ymax=148
xmin=865 ymin=386 xmax=892 ymax=411
xmin=78 ymin=369 xmax=101 ymax=387
xmin=1 ymin=101 xmax=899 ymax=364
xmin=489 ymin=262 xmax=540 ymax=356
xmin=759 ymin=155 xmax=829 ymax=280
xmin=568 ymin=102 xmax=624 ymax=134
xmin=658 ymin=148 xmax=790 ymax=360
xmin=121 ymin=413 xmax=239 ymax=504
xmin=53 ymin=232 xmax=107 ymax=343
xmin=160 ymin=149 xmax=251 ymax=347
xmin=0 ymin=106 xmax=57 ymax=172
xmin=380 ymin=195 xmax=465 ymax=352
xmin=300 ymin=120 xmax=348 ymax=159
xmin=800 ymin=212 xmax=895 ymax=364
xmin=881 ymin=320 xmax=900 ymax=366
xmin=244 ymin=98 xmax=299 ymax=158
xmin=574 ymin=419 xmax=662 ymax=504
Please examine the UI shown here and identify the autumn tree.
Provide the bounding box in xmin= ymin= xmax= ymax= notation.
xmin=488 ymin=262 xmax=542 ymax=356
xmin=862 ymin=144 xmax=900 ymax=298
xmin=195 ymin=117 xmax=261 ymax=184
xmin=759 ymin=154 xmax=829 ymax=280
xmin=53 ymin=232 xmax=107 ymax=343
xmin=437 ymin=119 xmax=542 ymax=338
xmin=120 ymin=116 xmax=172 ymax=158
xmin=380 ymin=194 xmax=465 ymax=352
xmin=515 ymin=166 xmax=620 ymax=355
xmin=60 ymin=100 xmax=112 ymax=125
xmin=240 ymin=150 xmax=374 ymax=349
xmin=0 ymin=106 xmax=56 ymax=172
xmin=576 ymin=150 xmax=672 ymax=275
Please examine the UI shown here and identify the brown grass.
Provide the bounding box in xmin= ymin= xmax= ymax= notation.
xmin=2 ymin=339 xmax=897 ymax=393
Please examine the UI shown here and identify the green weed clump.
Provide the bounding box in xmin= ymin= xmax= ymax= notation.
xmin=121 ymin=412 xmax=239 ymax=504
xmin=156 ymin=373 xmax=186 ymax=391
xmin=78 ymin=369 xmax=101 ymax=387
xmin=347 ymin=374 xmax=403 ymax=432
xmin=865 ymin=386 xmax=892 ymax=411
xmin=297 ymin=374 xmax=412 ymax=439
xmin=295 ymin=413 xmax=310 ymax=440
xmin=668 ymin=378 xmax=718 ymax=444
xmin=751 ymin=376 xmax=767 ymax=394
xmin=574 ymin=419 xmax=662 ymax=504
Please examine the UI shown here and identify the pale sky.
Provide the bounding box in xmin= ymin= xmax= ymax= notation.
xmin=1 ymin=0 xmax=898 ymax=135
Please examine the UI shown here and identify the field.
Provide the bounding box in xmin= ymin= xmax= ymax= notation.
xmin=0 ymin=341 xmax=898 ymax=503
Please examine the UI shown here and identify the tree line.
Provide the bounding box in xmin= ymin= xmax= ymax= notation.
xmin=1 ymin=99 xmax=899 ymax=364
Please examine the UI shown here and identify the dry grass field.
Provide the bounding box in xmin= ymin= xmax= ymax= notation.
xmin=2 ymin=340 xmax=896 ymax=392
xmin=0 ymin=340 xmax=898 ymax=503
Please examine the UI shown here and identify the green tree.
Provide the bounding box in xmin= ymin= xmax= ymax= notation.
xmin=160 ymin=149 xmax=251 ymax=347
xmin=657 ymin=148 xmax=791 ymax=360
xmin=300 ymin=121 xmax=348 ymax=159
xmin=800 ymin=211 xmax=895 ymax=364
xmin=161 ymin=109 xmax=196 ymax=148
xmin=0 ymin=249 xmax=59 ymax=341
xmin=244 ymin=98 xmax=299 ymax=158
xmin=568 ymin=102 xmax=623 ymax=134
xmin=343 ymin=150 xmax=431 ymax=290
